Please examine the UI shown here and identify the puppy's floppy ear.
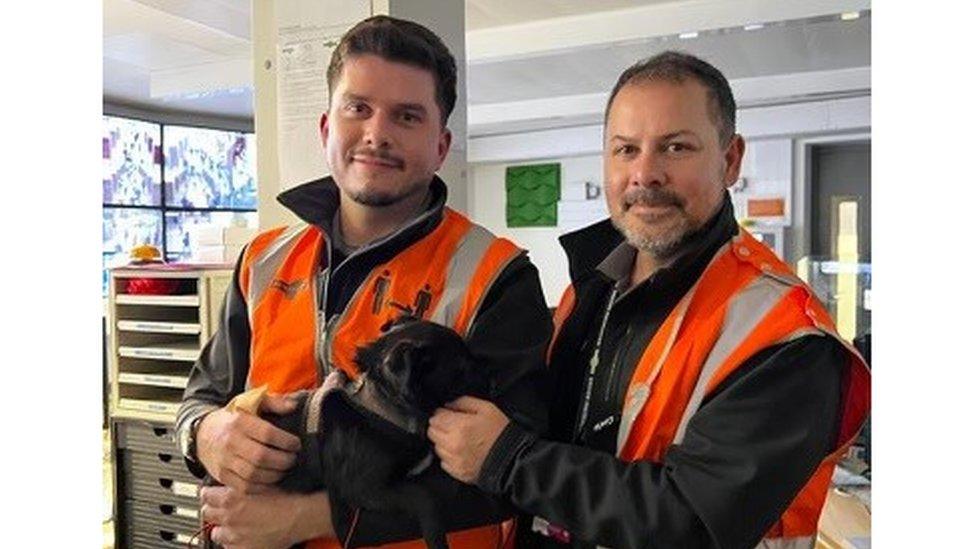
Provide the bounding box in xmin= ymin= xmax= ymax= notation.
xmin=353 ymin=342 xmax=383 ymax=374
xmin=385 ymin=339 xmax=427 ymax=387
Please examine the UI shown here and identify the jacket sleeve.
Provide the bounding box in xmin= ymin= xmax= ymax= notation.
xmin=332 ymin=254 xmax=554 ymax=547
xmin=175 ymin=252 xmax=252 ymax=473
xmin=477 ymin=335 xmax=847 ymax=549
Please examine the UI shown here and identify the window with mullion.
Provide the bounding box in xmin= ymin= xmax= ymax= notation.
xmin=102 ymin=115 xmax=258 ymax=294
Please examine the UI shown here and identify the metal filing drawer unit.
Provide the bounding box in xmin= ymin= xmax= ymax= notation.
xmin=114 ymin=421 xmax=203 ymax=548
xmin=108 ymin=266 xmax=232 ymax=548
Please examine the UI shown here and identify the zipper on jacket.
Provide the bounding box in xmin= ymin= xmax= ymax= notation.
xmin=324 ymin=313 xmax=340 ymax=367
xmin=325 ymin=268 xmax=377 ymax=372
xmin=317 ymin=199 xmax=442 ymax=378
xmin=313 ymin=235 xmax=333 ymax=384
xmin=315 ymin=272 xmax=329 ymax=381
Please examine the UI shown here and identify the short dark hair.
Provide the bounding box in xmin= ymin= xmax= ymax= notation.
xmin=327 ymin=15 xmax=457 ymax=127
xmin=604 ymin=51 xmax=737 ymax=145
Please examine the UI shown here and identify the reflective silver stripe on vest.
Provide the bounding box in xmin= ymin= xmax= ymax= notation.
xmin=617 ymin=384 xmax=650 ymax=455
xmin=672 ymin=274 xmax=799 ymax=445
xmin=756 ymin=535 xmax=815 ymax=549
xmin=458 ymin=246 xmax=525 ymax=337
xmin=616 ymin=288 xmax=694 ymax=454
xmin=428 ymin=222 xmax=521 ymax=337
xmin=245 ymin=221 xmax=515 ymax=347
xmin=245 ymin=225 xmax=309 ymax=319
xmin=614 ymin=241 xmax=732 ymax=455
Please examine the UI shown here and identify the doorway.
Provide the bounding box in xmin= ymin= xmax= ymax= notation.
xmin=810 ymin=142 xmax=871 ymax=261
xmin=807 ymin=140 xmax=871 ymax=340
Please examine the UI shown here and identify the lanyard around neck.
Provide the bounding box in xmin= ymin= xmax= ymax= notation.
xmin=575 ymin=285 xmax=618 ymax=441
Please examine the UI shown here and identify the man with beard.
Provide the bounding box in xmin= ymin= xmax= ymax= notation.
xmin=429 ymin=51 xmax=870 ymax=549
xmin=176 ymin=15 xmax=550 ymax=549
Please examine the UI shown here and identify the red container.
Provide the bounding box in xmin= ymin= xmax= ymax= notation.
xmin=125 ymin=277 xmax=182 ymax=295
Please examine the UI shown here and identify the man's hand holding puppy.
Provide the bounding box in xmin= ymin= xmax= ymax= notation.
xmin=196 ymin=394 xmax=302 ymax=492
xmin=428 ymin=396 xmax=510 ymax=484
xmin=197 ymin=392 xmax=337 ymax=547
xmin=200 ymin=485 xmax=333 ymax=549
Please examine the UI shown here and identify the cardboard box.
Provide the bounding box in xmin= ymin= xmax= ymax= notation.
xmin=817 ymin=487 xmax=870 ymax=548
xmin=190 ymin=226 xmax=257 ymax=247
xmin=189 ymin=244 xmax=246 ymax=264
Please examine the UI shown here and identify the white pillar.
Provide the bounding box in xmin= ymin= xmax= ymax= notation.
xmin=252 ymin=0 xmax=289 ymax=230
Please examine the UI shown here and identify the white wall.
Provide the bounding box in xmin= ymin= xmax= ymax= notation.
xmin=732 ymin=138 xmax=793 ymax=223
xmin=470 ymin=154 xmax=602 ymax=305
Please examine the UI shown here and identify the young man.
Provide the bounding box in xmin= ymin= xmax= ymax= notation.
xmin=429 ymin=51 xmax=870 ymax=549
xmin=176 ymin=16 xmax=551 ymax=549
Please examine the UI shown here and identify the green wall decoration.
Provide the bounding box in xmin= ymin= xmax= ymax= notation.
xmin=506 ymin=163 xmax=561 ymax=227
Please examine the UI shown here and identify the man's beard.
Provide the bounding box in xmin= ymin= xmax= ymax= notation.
xmin=611 ymin=186 xmax=697 ymax=262
xmin=343 ymin=147 xmax=428 ymax=207
xmin=348 ymin=182 xmax=427 ymax=207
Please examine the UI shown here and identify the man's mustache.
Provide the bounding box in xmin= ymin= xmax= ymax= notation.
xmin=623 ymin=187 xmax=685 ymax=210
xmin=349 ymin=148 xmax=405 ymax=169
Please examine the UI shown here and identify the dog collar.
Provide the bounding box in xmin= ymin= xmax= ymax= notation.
xmin=304 ymin=371 xmax=428 ymax=438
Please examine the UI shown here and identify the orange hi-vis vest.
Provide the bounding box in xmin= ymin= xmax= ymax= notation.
xmin=238 ymin=208 xmax=522 ymax=549
xmin=549 ymin=229 xmax=870 ymax=549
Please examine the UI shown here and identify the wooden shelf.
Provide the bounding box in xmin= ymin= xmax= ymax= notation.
xmin=119 ymin=342 xmax=200 ymax=362
xmin=116 ymin=294 xmax=200 ymax=307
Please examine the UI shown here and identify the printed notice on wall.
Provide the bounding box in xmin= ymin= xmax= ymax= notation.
xmin=274 ymin=0 xmax=371 ymax=191
xmin=276 ymin=36 xmax=336 ymax=191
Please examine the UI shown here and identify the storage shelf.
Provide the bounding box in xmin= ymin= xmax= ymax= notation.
xmin=119 ymin=342 xmax=200 ymax=362
xmin=109 ymin=267 xmax=233 ymax=549
xmin=116 ymin=294 xmax=200 ymax=307
xmin=118 ymin=398 xmax=181 ymax=416
xmin=118 ymin=373 xmax=189 ymax=389
xmin=117 ymin=320 xmax=201 ymax=335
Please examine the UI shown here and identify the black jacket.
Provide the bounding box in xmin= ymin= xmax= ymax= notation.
xmin=476 ymin=194 xmax=847 ymax=549
xmin=177 ymin=176 xmax=553 ymax=547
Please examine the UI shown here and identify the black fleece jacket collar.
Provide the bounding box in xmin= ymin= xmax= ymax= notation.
xmin=275 ymin=174 xmax=449 ymax=244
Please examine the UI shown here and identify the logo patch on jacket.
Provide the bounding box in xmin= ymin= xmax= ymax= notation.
xmin=271 ymin=278 xmax=307 ymax=299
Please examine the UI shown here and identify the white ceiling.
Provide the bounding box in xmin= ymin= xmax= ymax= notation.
xmin=103 ymin=0 xmax=871 ymax=132
xmin=104 ymin=0 xmax=253 ymax=118
xmin=464 ymin=0 xmax=674 ymax=30
xmin=469 ymin=15 xmax=870 ymax=105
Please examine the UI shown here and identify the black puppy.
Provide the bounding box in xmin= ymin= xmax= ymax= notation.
xmin=263 ymin=319 xmax=492 ymax=549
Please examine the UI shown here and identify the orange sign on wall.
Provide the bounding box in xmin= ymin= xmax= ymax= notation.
xmin=747 ymin=198 xmax=786 ymax=218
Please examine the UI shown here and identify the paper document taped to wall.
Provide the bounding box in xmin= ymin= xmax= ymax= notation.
xmin=276 ymin=37 xmax=336 ymax=190
xmin=273 ymin=1 xmax=371 ymax=191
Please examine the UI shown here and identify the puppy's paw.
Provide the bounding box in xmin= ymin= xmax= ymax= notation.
xmin=259 ymin=390 xmax=310 ymax=437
